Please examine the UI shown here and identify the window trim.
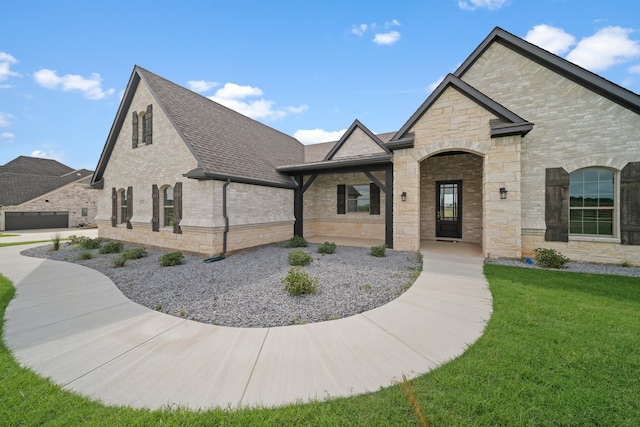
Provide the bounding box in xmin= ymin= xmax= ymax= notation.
xmin=118 ymin=189 xmax=128 ymax=225
xmin=162 ymin=185 xmax=175 ymax=228
xmin=568 ymin=167 xmax=617 ymax=239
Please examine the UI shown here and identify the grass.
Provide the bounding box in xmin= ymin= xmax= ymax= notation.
xmin=0 ymin=233 xmax=19 ymax=238
xmin=0 ymin=266 xmax=639 ymax=425
xmin=0 ymin=240 xmax=51 ymax=248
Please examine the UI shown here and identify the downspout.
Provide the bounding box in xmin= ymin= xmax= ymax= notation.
xmin=204 ymin=178 xmax=231 ymax=263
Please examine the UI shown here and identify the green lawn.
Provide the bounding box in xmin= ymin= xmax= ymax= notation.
xmin=1 ymin=265 xmax=639 ymax=426
xmin=0 ymin=233 xmax=19 ymax=238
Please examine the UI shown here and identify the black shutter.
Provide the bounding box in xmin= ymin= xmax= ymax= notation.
xmin=126 ymin=186 xmax=133 ymax=229
xmin=370 ymin=183 xmax=380 ymax=215
xmin=132 ymin=112 xmax=138 ymax=148
xmin=152 ymin=184 xmax=160 ymax=232
xmin=545 ymin=168 xmax=569 ymax=242
xmin=111 ymin=187 xmax=117 ymax=227
xmin=173 ymin=182 xmax=182 ymax=234
xmin=621 ymin=162 xmax=640 ymax=245
xmin=144 ymin=104 xmax=153 ymax=144
xmin=337 ymin=184 xmax=345 ymax=214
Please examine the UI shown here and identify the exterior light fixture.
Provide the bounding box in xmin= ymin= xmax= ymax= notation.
xmin=401 ymin=192 xmax=407 ymax=202
xmin=499 ymin=187 xmax=507 ymax=199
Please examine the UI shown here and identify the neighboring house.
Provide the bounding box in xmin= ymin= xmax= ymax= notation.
xmin=0 ymin=156 xmax=96 ymax=231
xmin=91 ymin=27 xmax=640 ymax=265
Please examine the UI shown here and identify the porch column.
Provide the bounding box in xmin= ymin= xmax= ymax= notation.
xmin=385 ymin=164 xmax=393 ymax=249
xmin=294 ymin=174 xmax=303 ymax=236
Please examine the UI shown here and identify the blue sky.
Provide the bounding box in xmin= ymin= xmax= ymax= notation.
xmin=1 ymin=0 xmax=639 ymax=170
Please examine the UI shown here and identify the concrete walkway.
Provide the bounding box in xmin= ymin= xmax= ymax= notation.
xmin=1 ymin=235 xmax=492 ymax=410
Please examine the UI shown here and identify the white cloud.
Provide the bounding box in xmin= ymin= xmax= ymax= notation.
xmin=30 ymin=150 xmax=63 ymax=161
xmin=0 ymin=51 xmax=20 ymax=82
xmin=629 ymin=64 xmax=640 ymax=74
xmin=458 ymin=0 xmax=508 ymax=11
xmin=33 ymin=69 xmax=115 ymax=100
xmin=566 ymin=26 xmax=640 ymax=72
xmin=293 ymin=128 xmax=347 ymax=145
xmin=0 ymin=132 xmax=14 ymax=141
xmin=0 ymin=112 xmax=13 ymax=127
xmin=373 ymin=31 xmax=401 ymax=46
xmin=386 ymin=19 xmax=401 ymax=28
xmin=352 ymin=24 xmax=368 ymax=36
xmin=525 ymin=24 xmax=576 ymax=55
xmin=427 ymin=75 xmax=446 ymax=92
xmin=187 ymin=80 xmax=219 ymax=93
xmin=208 ymin=83 xmax=307 ymax=121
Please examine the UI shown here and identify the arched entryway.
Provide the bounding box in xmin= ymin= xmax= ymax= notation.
xmin=419 ymin=150 xmax=484 ymax=248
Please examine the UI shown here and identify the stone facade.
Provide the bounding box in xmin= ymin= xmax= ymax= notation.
xmin=332 ymin=127 xmax=386 ymax=159
xmin=96 ymin=80 xmax=294 ymax=256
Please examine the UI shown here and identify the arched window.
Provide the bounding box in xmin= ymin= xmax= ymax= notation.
xmin=163 ymin=186 xmax=174 ymax=227
xmin=569 ymin=168 xmax=614 ymax=236
xmin=119 ymin=189 xmax=128 ymax=224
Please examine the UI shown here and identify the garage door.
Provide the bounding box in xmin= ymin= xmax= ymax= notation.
xmin=5 ymin=211 xmax=69 ymax=230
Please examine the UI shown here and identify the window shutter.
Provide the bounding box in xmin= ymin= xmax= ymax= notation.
xmin=132 ymin=112 xmax=138 ymax=148
xmin=545 ymin=168 xmax=569 ymax=242
xmin=111 ymin=187 xmax=117 ymax=227
xmin=621 ymin=162 xmax=640 ymax=245
xmin=126 ymin=186 xmax=133 ymax=229
xmin=337 ymin=184 xmax=345 ymax=214
xmin=370 ymin=183 xmax=380 ymax=215
xmin=144 ymin=104 xmax=153 ymax=144
xmin=173 ymin=182 xmax=182 ymax=234
xmin=152 ymin=184 xmax=160 ymax=232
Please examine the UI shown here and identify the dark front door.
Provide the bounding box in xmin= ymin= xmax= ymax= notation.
xmin=436 ymin=180 xmax=462 ymax=239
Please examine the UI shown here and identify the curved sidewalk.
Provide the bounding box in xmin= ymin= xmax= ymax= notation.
xmin=1 ymin=241 xmax=492 ymax=410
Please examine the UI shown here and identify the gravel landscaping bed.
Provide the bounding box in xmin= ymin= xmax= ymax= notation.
xmin=23 ymin=241 xmax=422 ymax=328
xmin=486 ymin=257 xmax=640 ymax=278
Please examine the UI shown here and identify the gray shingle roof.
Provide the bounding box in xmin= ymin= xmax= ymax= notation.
xmin=0 ymin=157 xmax=93 ymax=206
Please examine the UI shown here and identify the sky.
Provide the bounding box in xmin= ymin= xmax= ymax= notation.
xmin=1 ymin=0 xmax=640 ymax=170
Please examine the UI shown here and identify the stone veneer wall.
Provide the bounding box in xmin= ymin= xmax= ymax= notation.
xmin=303 ymin=171 xmax=386 ymax=240
xmin=96 ymin=79 xmax=294 ymax=256
xmin=420 ymin=153 xmax=483 ymax=243
xmin=332 ymin=127 xmax=386 ymax=159
xmin=461 ymin=41 xmax=640 ymax=263
xmin=1 ymin=181 xmax=97 ymax=230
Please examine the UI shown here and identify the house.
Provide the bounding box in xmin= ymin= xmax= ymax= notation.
xmin=91 ymin=27 xmax=640 ymax=265
xmin=0 ymin=156 xmax=96 ymax=231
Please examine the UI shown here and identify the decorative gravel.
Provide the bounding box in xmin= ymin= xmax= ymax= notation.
xmin=486 ymin=257 xmax=640 ymax=278
xmin=22 ymin=242 xmax=422 ymax=328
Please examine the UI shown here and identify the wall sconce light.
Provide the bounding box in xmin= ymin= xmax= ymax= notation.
xmin=401 ymin=192 xmax=407 ymax=202
xmin=499 ymin=187 xmax=507 ymax=199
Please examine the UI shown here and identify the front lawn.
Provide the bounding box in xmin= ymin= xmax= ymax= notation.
xmin=0 ymin=265 xmax=638 ymax=425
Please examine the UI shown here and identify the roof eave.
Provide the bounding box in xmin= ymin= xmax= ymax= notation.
xmin=183 ymin=169 xmax=297 ymax=190
xmin=277 ymin=154 xmax=393 ymax=174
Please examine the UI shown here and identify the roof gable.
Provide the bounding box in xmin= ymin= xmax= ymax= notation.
xmin=455 ymin=27 xmax=640 ymax=115
xmin=92 ymin=66 xmax=304 ymax=189
xmin=324 ymin=120 xmax=390 ymax=160
xmin=1 ymin=156 xmax=74 ymax=176
xmin=392 ymin=74 xmax=533 ymax=141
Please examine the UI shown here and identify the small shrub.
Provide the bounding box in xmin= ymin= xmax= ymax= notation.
xmin=159 ymin=251 xmax=184 ymax=267
xmin=178 ymin=307 xmax=186 ymax=317
xmin=620 ymin=260 xmax=632 ymax=268
xmin=123 ymin=248 xmax=147 ymax=260
xmin=533 ymin=248 xmax=570 ymax=269
xmin=112 ymin=255 xmax=127 ymax=268
xmin=80 ymin=237 xmax=103 ymax=250
xmin=77 ymin=250 xmax=93 ymax=260
xmin=282 ymin=266 xmax=318 ymax=296
xmin=51 ymin=233 xmax=62 ymax=251
xmin=285 ymin=235 xmax=308 ymax=248
xmin=99 ymin=242 xmax=124 ymax=254
xmin=288 ymin=249 xmax=313 ymax=266
xmin=370 ymin=244 xmax=386 ymax=258
xmin=317 ymin=241 xmax=337 ymax=254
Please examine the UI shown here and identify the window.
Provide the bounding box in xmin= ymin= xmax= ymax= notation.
xmin=569 ymin=168 xmax=614 ymax=236
xmin=131 ymin=104 xmax=153 ymax=147
xmin=81 ymin=207 xmax=88 ymax=217
xmin=347 ymin=184 xmax=370 ymax=213
xmin=119 ymin=189 xmax=128 ymax=224
xmin=163 ymin=186 xmax=174 ymax=227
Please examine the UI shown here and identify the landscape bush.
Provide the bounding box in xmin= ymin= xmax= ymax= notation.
xmin=78 ymin=237 xmax=103 ymax=250
xmin=533 ymin=248 xmax=570 ymax=269
xmin=317 ymin=241 xmax=337 ymax=255
xmin=112 ymin=255 xmax=127 ymax=268
xmin=285 ymin=235 xmax=308 ymax=248
xmin=159 ymin=251 xmax=184 ymax=267
xmin=370 ymin=244 xmax=386 ymax=257
xmin=288 ymin=249 xmax=313 ymax=266
xmin=282 ymin=266 xmax=318 ymax=296
xmin=77 ymin=250 xmax=93 ymax=260
xmin=123 ymin=248 xmax=147 ymax=260
xmin=99 ymin=242 xmax=124 ymax=254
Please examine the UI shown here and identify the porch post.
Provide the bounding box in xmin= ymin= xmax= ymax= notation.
xmin=385 ymin=164 xmax=393 ymax=248
xmin=294 ymin=174 xmax=303 ymax=236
